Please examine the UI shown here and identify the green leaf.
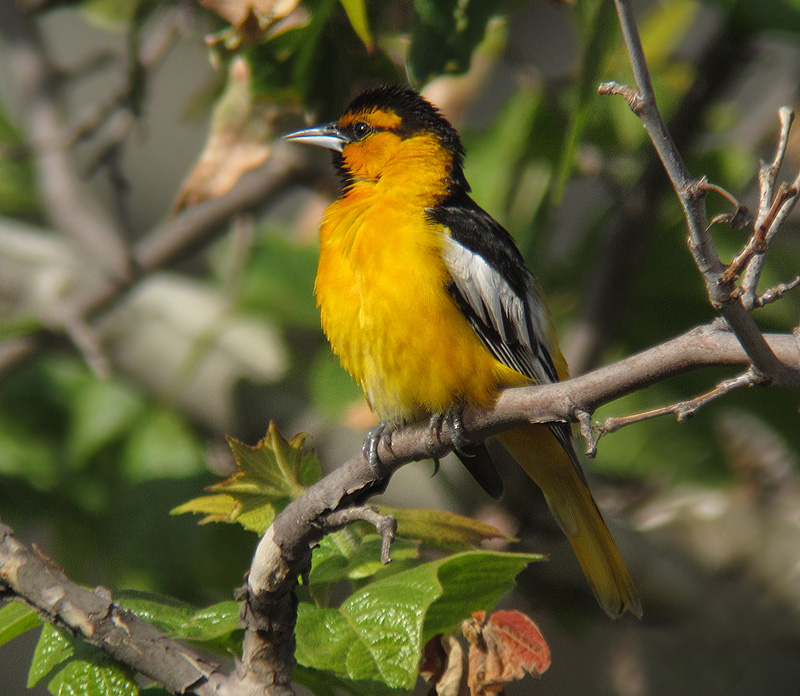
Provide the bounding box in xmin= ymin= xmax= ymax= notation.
xmin=308 ymin=350 xmax=365 ymax=418
xmin=28 ymin=625 xmax=74 ymax=688
xmin=377 ymin=506 xmax=512 ymax=551
xmin=68 ymin=379 xmax=145 ymax=467
xmin=339 ymin=0 xmax=372 ymax=50
xmin=172 ymin=423 xmax=320 ymax=533
xmin=309 ymin=534 xmax=420 ymax=584
xmin=295 ymin=550 xmax=541 ymax=688
xmin=294 ymin=666 xmax=400 ymax=696
xmin=116 ymin=591 xmax=240 ymax=641
xmin=407 ymin=0 xmax=497 ymax=85
xmin=0 ymin=602 xmax=41 ymax=648
xmin=121 ymin=407 xmax=204 ymax=482
xmin=238 ymin=230 xmax=320 ymax=330
xmin=46 ymin=651 xmax=138 ymax=696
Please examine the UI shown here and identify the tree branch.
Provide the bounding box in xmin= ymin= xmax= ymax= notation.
xmin=0 ymin=522 xmax=234 ymax=696
xmin=0 ymin=144 xmax=311 ymax=378
xmin=4 ymin=323 xmax=798 ymax=693
xmin=599 ymin=0 xmax=800 ymax=391
xmin=0 ymin=0 xmax=131 ymax=277
xmin=237 ymin=323 xmax=799 ymax=692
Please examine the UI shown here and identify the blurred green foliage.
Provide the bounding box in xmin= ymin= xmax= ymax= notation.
xmin=1 ymin=0 xmax=800 ymax=693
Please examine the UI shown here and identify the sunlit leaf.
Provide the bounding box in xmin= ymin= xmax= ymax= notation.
xmin=295 ymin=550 xmax=541 ymax=689
xmin=0 ymin=602 xmax=41 ymax=648
xmin=377 ymin=506 xmax=512 ymax=551
xmin=172 ymin=422 xmax=320 ymax=533
xmin=339 ymin=0 xmax=372 ymax=50
xmin=309 ymin=533 xmax=420 ymax=584
xmin=117 ymin=591 xmax=240 ymax=641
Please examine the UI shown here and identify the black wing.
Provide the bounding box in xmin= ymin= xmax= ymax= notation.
xmin=428 ymin=192 xmax=578 ymax=463
xmin=428 ymin=191 xmax=560 ymax=386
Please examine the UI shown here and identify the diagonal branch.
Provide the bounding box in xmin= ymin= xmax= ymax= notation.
xmin=0 ymin=522 xmax=234 ymax=696
xmin=3 ymin=323 xmax=799 ymax=693
xmin=599 ymin=0 xmax=800 ymax=390
xmin=0 ymin=0 xmax=131 ymax=277
xmin=0 ymin=144 xmax=311 ymax=378
xmin=239 ymin=323 xmax=800 ymax=693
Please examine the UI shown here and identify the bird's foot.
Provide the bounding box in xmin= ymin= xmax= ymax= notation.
xmin=429 ymin=409 xmax=472 ymax=456
xmin=362 ymin=420 xmax=395 ymax=473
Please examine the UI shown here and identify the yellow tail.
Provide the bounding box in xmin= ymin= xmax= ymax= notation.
xmin=498 ymin=426 xmax=642 ymax=619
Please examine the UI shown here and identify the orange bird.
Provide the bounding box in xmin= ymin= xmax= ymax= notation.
xmin=285 ymin=85 xmax=641 ymax=618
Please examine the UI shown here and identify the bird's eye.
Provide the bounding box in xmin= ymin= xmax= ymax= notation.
xmin=352 ymin=122 xmax=371 ymax=139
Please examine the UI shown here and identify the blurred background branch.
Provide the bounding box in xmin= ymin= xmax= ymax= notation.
xmin=1 ymin=0 xmax=800 ymax=694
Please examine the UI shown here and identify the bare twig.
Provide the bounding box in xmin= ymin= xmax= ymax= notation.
xmin=569 ymin=18 xmax=748 ymax=374
xmin=596 ymin=367 xmax=765 ymax=438
xmin=756 ymin=276 xmax=800 ymax=308
xmin=602 ymin=0 xmax=800 ymax=390
xmin=722 ymin=183 xmax=796 ymax=285
xmin=742 ymin=108 xmax=800 ymax=307
xmin=321 ymin=506 xmax=397 ymax=564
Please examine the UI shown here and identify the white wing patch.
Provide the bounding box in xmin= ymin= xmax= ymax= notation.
xmin=442 ymin=236 xmax=559 ymax=385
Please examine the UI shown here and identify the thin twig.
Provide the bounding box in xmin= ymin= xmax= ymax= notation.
xmin=722 ymin=183 xmax=797 ymax=284
xmin=321 ymin=506 xmax=397 ymax=564
xmin=755 ymin=276 xmax=800 ymax=308
xmin=603 ymin=0 xmax=800 ymax=389
xmin=596 ymin=368 xmax=765 ymax=439
xmin=741 ymin=108 xmax=800 ymax=308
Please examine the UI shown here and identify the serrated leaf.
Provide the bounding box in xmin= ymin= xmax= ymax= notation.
xmin=377 ymin=506 xmax=512 ymax=551
xmin=309 ymin=534 xmax=420 ymax=584
xmin=339 ymin=0 xmax=372 ymax=50
xmin=0 ymin=601 xmax=41 ymax=648
xmin=172 ymin=422 xmax=319 ymax=533
xmin=28 ymin=625 xmax=74 ymax=687
xmin=116 ymin=591 xmax=240 ymax=641
xmin=295 ymin=550 xmax=541 ymax=689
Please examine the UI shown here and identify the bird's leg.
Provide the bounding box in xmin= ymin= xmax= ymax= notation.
xmin=362 ymin=420 xmax=395 ymax=472
xmin=429 ymin=409 xmax=472 ymax=456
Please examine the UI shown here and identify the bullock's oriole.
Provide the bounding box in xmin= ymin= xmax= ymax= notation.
xmin=285 ymin=85 xmax=641 ymax=618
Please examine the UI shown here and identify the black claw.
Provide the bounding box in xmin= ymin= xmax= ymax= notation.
xmin=362 ymin=421 xmax=394 ymax=472
xmin=445 ymin=410 xmax=470 ymax=456
xmin=428 ymin=413 xmax=445 ymax=443
xmin=430 ymin=457 xmax=440 ymax=477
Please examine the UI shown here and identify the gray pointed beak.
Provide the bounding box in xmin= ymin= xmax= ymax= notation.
xmin=283 ymin=123 xmax=348 ymax=152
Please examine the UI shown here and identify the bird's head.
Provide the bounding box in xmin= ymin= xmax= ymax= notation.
xmin=284 ymin=85 xmax=469 ymax=197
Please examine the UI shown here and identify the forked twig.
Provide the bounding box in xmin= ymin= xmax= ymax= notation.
xmin=601 ymin=0 xmax=800 ymax=390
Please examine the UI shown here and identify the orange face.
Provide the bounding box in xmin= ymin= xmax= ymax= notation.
xmin=333 ymin=107 xmax=454 ymax=199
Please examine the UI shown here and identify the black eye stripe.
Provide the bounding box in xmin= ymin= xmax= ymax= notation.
xmin=343 ymin=121 xmax=398 ymax=142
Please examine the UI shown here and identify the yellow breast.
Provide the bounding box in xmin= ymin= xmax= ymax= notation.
xmin=315 ymin=183 xmax=525 ymax=423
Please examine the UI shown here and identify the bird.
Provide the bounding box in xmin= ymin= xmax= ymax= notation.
xmin=284 ymin=85 xmax=641 ymax=619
